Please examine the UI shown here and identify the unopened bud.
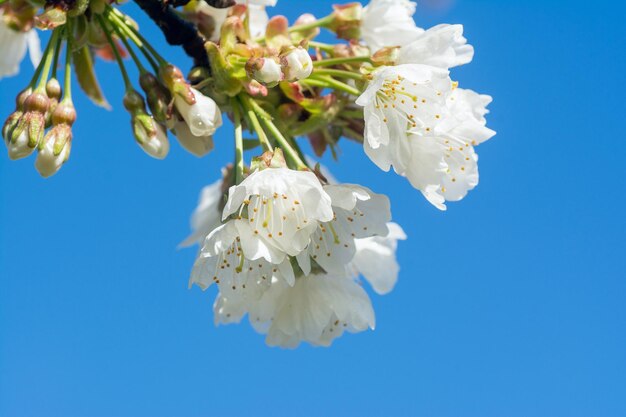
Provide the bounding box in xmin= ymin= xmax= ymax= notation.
xmin=171 ymin=118 xmax=214 ymax=157
xmin=45 ymin=78 xmax=62 ymax=126
xmin=131 ymin=114 xmax=170 ymax=159
xmin=281 ymin=47 xmax=313 ymax=81
xmin=2 ymin=88 xmax=32 ymax=154
xmin=6 ymin=91 xmax=50 ymax=159
xmin=173 ymin=88 xmax=222 ymax=137
xmin=246 ymin=57 xmax=283 ymax=85
xmin=23 ymin=91 xmax=50 ymax=114
xmin=292 ymin=14 xmax=320 ymax=42
xmin=139 ymin=72 xmax=171 ymax=123
xmin=35 ymin=124 xmax=72 ymax=178
xmin=159 ymin=64 xmax=195 ymax=104
xmin=371 ymin=46 xmax=400 ymax=66
xmin=123 ymin=89 xmax=170 ymax=159
xmin=50 ymin=101 xmax=77 ymax=126
xmin=220 ymin=15 xmax=247 ymax=51
xmin=2 ymin=111 xmax=22 ymax=141
xmin=35 ymin=6 xmax=67 ymax=29
xmin=204 ymin=42 xmax=243 ymax=96
xmin=265 ymin=15 xmax=291 ymax=50
xmin=328 ymin=3 xmax=363 ymax=40
xmin=132 ymin=114 xmax=170 ymax=159
xmin=123 ymin=89 xmax=146 ymax=113
xmin=251 ymin=148 xmax=287 ymax=171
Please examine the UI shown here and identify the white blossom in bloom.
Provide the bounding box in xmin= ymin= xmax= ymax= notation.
xmin=174 ymin=88 xmax=222 ymax=137
xmin=190 ymin=221 xmax=296 ymax=307
xmin=214 ymin=272 xmax=375 ymax=348
xmin=361 ymin=0 xmax=423 ymax=53
xmin=222 ymin=167 xmax=334 ymax=263
xmin=403 ymin=87 xmax=495 ymax=207
xmin=282 ymin=47 xmax=313 ymax=81
xmin=356 ymin=64 xmax=452 ymax=174
xmin=180 ymin=178 xmax=223 ymax=248
xmin=0 ymin=16 xmax=41 ymax=79
xmin=397 ymin=24 xmax=474 ymax=69
xmin=351 ymin=222 xmax=406 ymax=295
xmin=356 ymin=65 xmax=495 ymax=209
xmin=171 ymin=118 xmax=214 ymax=157
xmin=296 ymin=184 xmax=391 ymax=277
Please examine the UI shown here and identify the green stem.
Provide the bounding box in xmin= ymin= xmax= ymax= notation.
xmin=97 ymin=14 xmax=132 ymax=90
xmin=28 ymin=34 xmax=51 ymax=88
xmin=313 ymin=56 xmax=372 ymax=68
xmin=255 ymin=14 xmax=333 ymax=43
xmin=288 ymin=14 xmax=333 ymax=34
xmin=246 ymin=99 xmax=307 ymax=170
xmin=106 ymin=8 xmax=160 ymax=72
xmin=298 ymin=79 xmax=328 ymax=89
xmin=51 ymin=27 xmax=64 ymax=79
xmin=308 ymin=41 xmax=335 ymax=53
xmin=232 ymin=98 xmax=245 ymax=184
xmin=35 ymin=29 xmax=60 ymax=90
xmin=313 ymin=68 xmax=364 ymax=80
xmin=309 ymin=74 xmax=361 ymax=96
xmin=110 ymin=19 xmax=147 ymax=74
xmin=62 ymin=19 xmax=73 ymax=103
xmin=238 ymin=95 xmax=272 ymax=152
xmin=108 ymin=6 xmax=167 ymax=67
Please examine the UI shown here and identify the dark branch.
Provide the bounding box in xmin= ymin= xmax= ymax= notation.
xmin=163 ymin=0 xmax=235 ymax=10
xmin=133 ymin=0 xmax=209 ymax=68
xmin=204 ymin=0 xmax=236 ymax=7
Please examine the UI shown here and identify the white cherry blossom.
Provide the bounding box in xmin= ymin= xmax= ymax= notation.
xmin=361 ymin=0 xmax=423 ymax=53
xmin=357 ymin=65 xmax=495 ymax=209
xmin=397 ymin=24 xmax=474 ymax=69
xmin=0 ymin=16 xmax=41 ymax=79
xmin=214 ymin=272 xmax=375 ymax=348
xmin=356 ymin=64 xmax=452 ymax=173
xmin=222 ymin=167 xmax=334 ymax=263
xmin=190 ymin=221 xmax=295 ymax=306
xmin=296 ymin=184 xmax=391 ymax=276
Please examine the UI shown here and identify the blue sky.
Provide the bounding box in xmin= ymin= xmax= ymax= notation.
xmin=1 ymin=1 xmax=625 ymax=416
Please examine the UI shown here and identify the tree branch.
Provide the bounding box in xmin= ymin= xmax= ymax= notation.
xmin=167 ymin=0 xmax=235 ymax=7
xmin=133 ymin=0 xmax=210 ymax=68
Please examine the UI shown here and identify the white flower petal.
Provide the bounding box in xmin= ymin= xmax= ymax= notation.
xmin=0 ymin=19 xmax=28 ymax=79
xmin=397 ymin=24 xmax=474 ymax=69
xmin=361 ymin=0 xmax=423 ymax=53
xmin=180 ymin=179 xmax=223 ymax=248
xmin=352 ymin=222 xmax=406 ymax=295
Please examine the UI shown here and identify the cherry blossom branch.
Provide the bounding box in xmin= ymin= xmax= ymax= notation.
xmin=133 ymin=0 xmax=209 ymax=67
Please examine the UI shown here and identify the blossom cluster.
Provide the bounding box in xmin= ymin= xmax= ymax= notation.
xmin=1 ymin=0 xmax=495 ymax=347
